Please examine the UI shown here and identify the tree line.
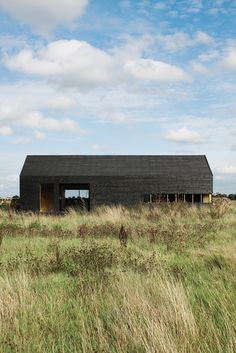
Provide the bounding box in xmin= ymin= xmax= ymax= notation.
xmin=214 ymin=193 xmax=236 ymax=200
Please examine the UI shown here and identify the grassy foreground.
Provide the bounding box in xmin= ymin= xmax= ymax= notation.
xmin=0 ymin=201 xmax=236 ymax=353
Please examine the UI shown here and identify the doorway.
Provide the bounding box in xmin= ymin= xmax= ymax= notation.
xmin=40 ymin=184 xmax=54 ymax=212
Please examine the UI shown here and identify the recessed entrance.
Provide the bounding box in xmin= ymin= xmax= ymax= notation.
xmin=60 ymin=184 xmax=90 ymax=211
xmin=40 ymin=184 xmax=54 ymax=212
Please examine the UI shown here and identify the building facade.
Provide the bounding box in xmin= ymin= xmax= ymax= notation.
xmin=20 ymin=155 xmax=213 ymax=212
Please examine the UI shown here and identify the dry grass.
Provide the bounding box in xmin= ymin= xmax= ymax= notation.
xmin=0 ymin=201 xmax=236 ymax=353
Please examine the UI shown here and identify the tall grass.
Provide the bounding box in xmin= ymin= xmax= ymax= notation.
xmin=0 ymin=201 xmax=236 ymax=353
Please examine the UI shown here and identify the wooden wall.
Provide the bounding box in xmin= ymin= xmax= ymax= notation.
xmin=20 ymin=174 xmax=213 ymax=212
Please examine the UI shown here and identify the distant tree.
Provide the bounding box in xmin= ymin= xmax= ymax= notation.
xmin=10 ymin=196 xmax=20 ymax=211
xmin=214 ymin=193 xmax=227 ymax=198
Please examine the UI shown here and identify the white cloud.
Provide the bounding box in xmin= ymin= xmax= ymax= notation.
xmin=156 ymin=31 xmax=214 ymax=52
xmin=215 ymin=175 xmax=226 ymax=181
xmin=215 ymin=0 xmax=225 ymax=6
xmin=0 ymin=34 xmax=29 ymax=51
xmin=91 ymin=144 xmax=108 ymax=152
xmin=4 ymin=40 xmax=115 ymax=88
xmin=198 ymin=50 xmax=219 ymax=62
xmin=221 ymin=46 xmax=236 ymax=71
xmin=0 ymin=151 xmax=30 ymax=197
xmin=215 ymin=166 xmax=236 ymax=175
xmin=208 ymin=8 xmax=220 ymax=16
xmin=24 ymin=111 xmax=85 ymax=133
xmin=187 ymin=0 xmax=202 ymax=13
xmin=0 ymin=126 xmax=13 ymax=136
xmin=34 ymin=131 xmax=45 ymax=140
xmin=124 ymin=59 xmax=189 ymax=82
xmin=11 ymin=137 xmax=31 ymax=145
xmin=195 ymin=31 xmax=213 ymax=45
xmin=0 ymin=0 xmax=89 ymax=36
xmin=5 ymin=174 xmax=18 ymax=182
xmin=105 ymin=111 xmax=136 ymax=124
xmin=111 ymin=35 xmax=152 ymax=63
xmin=157 ymin=32 xmax=192 ymax=52
xmin=0 ymin=101 xmax=23 ymax=122
xmin=4 ymin=39 xmax=192 ymax=88
xmin=207 ymin=0 xmax=227 ymax=16
xmin=120 ymin=0 xmax=131 ymax=9
xmin=165 ymin=127 xmax=203 ymax=144
xmin=47 ymin=95 xmax=75 ymax=111
xmin=190 ymin=60 xmax=208 ymax=73
xmin=154 ymin=2 xmax=167 ymax=10
xmin=0 ymin=86 xmax=85 ymax=136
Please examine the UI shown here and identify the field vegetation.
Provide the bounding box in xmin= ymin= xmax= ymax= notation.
xmin=0 ymin=200 xmax=236 ymax=353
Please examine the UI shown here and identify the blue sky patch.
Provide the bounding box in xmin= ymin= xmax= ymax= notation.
xmin=0 ymin=0 xmax=236 ymax=195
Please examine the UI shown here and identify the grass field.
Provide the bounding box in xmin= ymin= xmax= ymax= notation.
xmin=0 ymin=201 xmax=236 ymax=353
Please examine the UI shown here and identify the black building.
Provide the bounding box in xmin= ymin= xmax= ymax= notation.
xmin=20 ymin=155 xmax=213 ymax=212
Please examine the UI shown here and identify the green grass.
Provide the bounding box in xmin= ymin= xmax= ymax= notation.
xmin=0 ymin=201 xmax=236 ymax=353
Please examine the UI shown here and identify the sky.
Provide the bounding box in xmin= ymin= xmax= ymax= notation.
xmin=0 ymin=0 xmax=236 ymax=196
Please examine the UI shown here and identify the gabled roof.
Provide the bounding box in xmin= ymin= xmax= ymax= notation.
xmin=20 ymin=155 xmax=212 ymax=177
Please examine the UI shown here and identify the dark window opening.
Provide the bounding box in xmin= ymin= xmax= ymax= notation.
xmin=168 ymin=194 xmax=176 ymax=202
xmin=143 ymin=194 xmax=151 ymax=203
xmin=160 ymin=194 xmax=167 ymax=202
xmin=60 ymin=184 xmax=90 ymax=211
xmin=40 ymin=184 xmax=54 ymax=212
xmin=143 ymin=194 xmax=169 ymax=203
xmin=194 ymin=194 xmax=201 ymax=203
xmin=152 ymin=194 xmax=160 ymax=203
xmin=143 ymin=193 xmax=204 ymax=204
xmin=185 ymin=194 xmax=193 ymax=203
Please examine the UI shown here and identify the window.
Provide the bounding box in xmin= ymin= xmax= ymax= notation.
xmin=185 ymin=194 xmax=192 ymax=203
xmin=168 ymin=194 xmax=176 ymax=202
xmin=60 ymin=184 xmax=90 ymax=211
xmin=193 ymin=194 xmax=201 ymax=203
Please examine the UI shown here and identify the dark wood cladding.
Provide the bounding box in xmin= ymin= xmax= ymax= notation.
xmin=20 ymin=155 xmax=213 ymax=212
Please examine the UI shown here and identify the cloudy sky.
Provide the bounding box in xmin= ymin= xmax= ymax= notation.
xmin=0 ymin=0 xmax=236 ymax=196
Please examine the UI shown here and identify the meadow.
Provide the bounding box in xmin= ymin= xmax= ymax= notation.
xmin=0 ymin=200 xmax=236 ymax=353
